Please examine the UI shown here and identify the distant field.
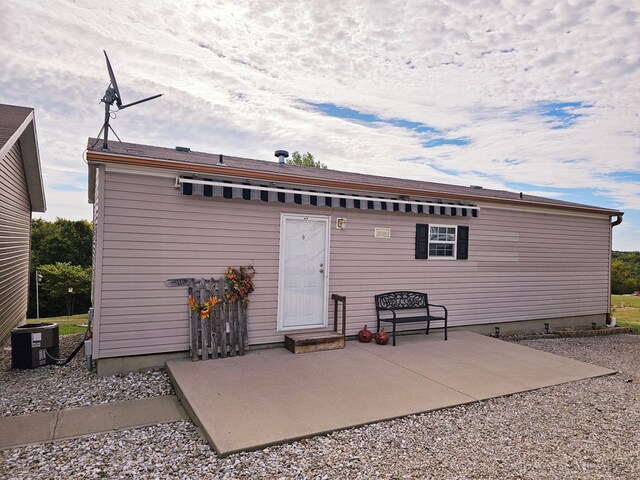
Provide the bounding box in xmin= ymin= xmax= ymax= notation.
xmin=27 ymin=314 xmax=89 ymax=336
xmin=611 ymin=295 xmax=640 ymax=332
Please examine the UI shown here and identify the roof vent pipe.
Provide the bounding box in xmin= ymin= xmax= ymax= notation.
xmin=274 ymin=150 xmax=289 ymax=166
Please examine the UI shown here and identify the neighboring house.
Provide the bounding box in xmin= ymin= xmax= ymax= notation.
xmin=86 ymin=140 xmax=622 ymax=374
xmin=0 ymin=104 xmax=46 ymax=344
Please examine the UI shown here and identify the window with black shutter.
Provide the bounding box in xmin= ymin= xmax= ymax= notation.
xmin=456 ymin=226 xmax=469 ymax=260
xmin=415 ymin=224 xmax=429 ymax=259
xmin=415 ymin=224 xmax=469 ymax=260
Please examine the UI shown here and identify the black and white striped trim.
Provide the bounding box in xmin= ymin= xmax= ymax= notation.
xmin=177 ymin=177 xmax=479 ymax=217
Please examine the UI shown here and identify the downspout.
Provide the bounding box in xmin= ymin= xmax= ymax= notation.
xmin=607 ymin=213 xmax=624 ymax=324
xmin=611 ymin=214 xmax=623 ymax=227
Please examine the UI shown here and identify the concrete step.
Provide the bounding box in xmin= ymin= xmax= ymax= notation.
xmin=284 ymin=332 xmax=345 ymax=354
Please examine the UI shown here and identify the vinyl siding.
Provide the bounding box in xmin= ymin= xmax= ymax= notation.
xmin=95 ymin=169 xmax=611 ymax=358
xmin=0 ymin=143 xmax=31 ymax=343
xmin=91 ymin=165 xmax=105 ymax=358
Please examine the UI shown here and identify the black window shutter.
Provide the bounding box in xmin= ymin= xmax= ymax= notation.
xmin=457 ymin=226 xmax=469 ymax=260
xmin=181 ymin=176 xmax=193 ymax=195
xmin=415 ymin=224 xmax=429 ymax=259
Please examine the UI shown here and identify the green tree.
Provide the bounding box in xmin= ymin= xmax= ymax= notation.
xmin=29 ymin=219 xmax=93 ymax=318
xmin=286 ymin=151 xmax=327 ymax=169
xmin=31 ymin=218 xmax=93 ymax=267
xmin=38 ymin=263 xmax=92 ymax=298
xmin=37 ymin=263 xmax=92 ymax=317
xmin=611 ymin=253 xmax=640 ymax=294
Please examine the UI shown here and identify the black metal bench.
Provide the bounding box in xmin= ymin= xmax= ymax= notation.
xmin=375 ymin=291 xmax=448 ymax=346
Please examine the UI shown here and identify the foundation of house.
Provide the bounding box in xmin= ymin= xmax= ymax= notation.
xmin=96 ymin=351 xmax=189 ymax=377
xmin=447 ymin=313 xmax=608 ymax=337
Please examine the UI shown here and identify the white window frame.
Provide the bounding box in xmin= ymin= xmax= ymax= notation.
xmin=428 ymin=225 xmax=457 ymax=260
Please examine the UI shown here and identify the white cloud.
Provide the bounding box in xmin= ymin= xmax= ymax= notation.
xmin=1 ymin=0 xmax=639 ymax=249
xmin=33 ymin=188 xmax=92 ymax=222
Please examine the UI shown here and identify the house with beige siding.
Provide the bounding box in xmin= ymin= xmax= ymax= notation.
xmin=86 ymin=140 xmax=622 ymax=374
xmin=0 ymin=104 xmax=46 ymax=344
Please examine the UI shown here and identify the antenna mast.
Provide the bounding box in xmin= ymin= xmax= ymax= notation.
xmin=99 ymin=50 xmax=162 ymax=150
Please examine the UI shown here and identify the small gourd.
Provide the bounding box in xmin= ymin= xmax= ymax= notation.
xmin=358 ymin=325 xmax=373 ymax=343
xmin=375 ymin=328 xmax=390 ymax=345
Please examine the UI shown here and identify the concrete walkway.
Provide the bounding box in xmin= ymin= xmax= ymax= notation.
xmin=0 ymin=395 xmax=187 ymax=450
xmin=167 ymin=331 xmax=616 ymax=457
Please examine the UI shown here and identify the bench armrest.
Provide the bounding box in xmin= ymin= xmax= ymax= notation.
xmin=428 ymin=303 xmax=448 ymax=316
xmin=376 ymin=308 xmax=397 ymax=320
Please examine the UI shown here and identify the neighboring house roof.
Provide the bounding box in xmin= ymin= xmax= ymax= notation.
xmin=86 ymin=139 xmax=622 ymax=217
xmin=0 ymin=104 xmax=46 ymax=212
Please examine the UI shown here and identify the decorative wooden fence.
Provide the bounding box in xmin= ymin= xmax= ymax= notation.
xmin=165 ymin=277 xmax=248 ymax=360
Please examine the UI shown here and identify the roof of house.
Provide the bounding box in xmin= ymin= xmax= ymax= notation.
xmin=0 ymin=104 xmax=46 ymax=212
xmin=86 ymin=139 xmax=622 ymax=217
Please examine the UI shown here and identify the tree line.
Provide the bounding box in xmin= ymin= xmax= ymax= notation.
xmin=612 ymin=251 xmax=640 ymax=294
xmin=28 ymin=218 xmax=93 ymax=318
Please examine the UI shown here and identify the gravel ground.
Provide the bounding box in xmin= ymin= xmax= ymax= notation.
xmin=0 ymin=334 xmax=173 ymax=417
xmin=2 ymin=334 xmax=638 ymax=479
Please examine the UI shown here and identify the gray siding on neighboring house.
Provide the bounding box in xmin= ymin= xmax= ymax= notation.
xmin=0 ymin=143 xmax=32 ymax=342
xmin=93 ymin=169 xmax=611 ymax=359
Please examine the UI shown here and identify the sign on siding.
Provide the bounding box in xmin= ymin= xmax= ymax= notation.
xmin=374 ymin=228 xmax=391 ymax=239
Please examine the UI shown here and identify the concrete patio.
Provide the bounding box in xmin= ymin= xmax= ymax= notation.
xmin=166 ymin=331 xmax=615 ymax=457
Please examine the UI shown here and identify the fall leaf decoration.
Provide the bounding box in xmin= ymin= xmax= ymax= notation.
xmin=188 ymin=295 xmax=220 ymax=319
xmin=188 ymin=295 xmax=199 ymax=312
xmin=200 ymin=296 xmax=219 ymax=319
xmin=225 ymin=265 xmax=255 ymax=307
xmin=187 ymin=266 xmax=255 ymax=316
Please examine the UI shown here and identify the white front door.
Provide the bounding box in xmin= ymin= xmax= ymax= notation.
xmin=278 ymin=214 xmax=329 ymax=331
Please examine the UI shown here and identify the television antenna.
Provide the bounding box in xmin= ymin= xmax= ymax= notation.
xmin=99 ymin=50 xmax=162 ymax=150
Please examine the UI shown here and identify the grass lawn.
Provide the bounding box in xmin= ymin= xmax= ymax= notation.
xmin=611 ymin=295 xmax=640 ymax=333
xmin=27 ymin=313 xmax=88 ymax=336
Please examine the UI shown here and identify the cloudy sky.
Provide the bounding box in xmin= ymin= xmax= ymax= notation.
xmin=1 ymin=0 xmax=638 ymax=250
